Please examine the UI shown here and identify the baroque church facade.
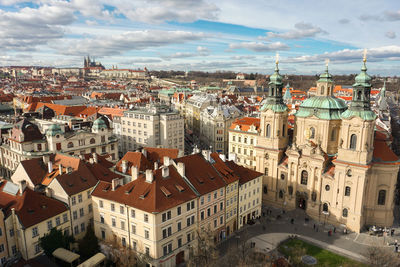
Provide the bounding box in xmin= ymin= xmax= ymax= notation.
xmin=256 ymin=56 xmax=400 ymax=232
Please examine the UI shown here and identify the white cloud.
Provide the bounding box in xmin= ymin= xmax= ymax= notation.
xmin=385 ymin=31 xmax=396 ymax=39
xmin=230 ymin=55 xmax=255 ymax=60
xmin=264 ymin=22 xmax=327 ymax=40
xmin=197 ymin=46 xmax=210 ymax=53
xmin=385 ymin=10 xmax=400 ymax=21
xmin=111 ymin=0 xmax=219 ymax=24
xmin=338 ymin=18 xmax=350 ymax=24
xmin=59 ymin=30 xmax=207 ymax=56
xmin=229 ymin=42 xmax=289 ymax=52
xmin=283 ymin=46 xmax=400 ymax=64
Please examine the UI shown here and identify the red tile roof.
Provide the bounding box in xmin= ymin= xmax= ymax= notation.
xmin=210 ymin=153 xmax=239 ymax=184
xmin=92 ymin=166 xmax=197 ymax=213
xmin=174 ymin=153 xmax=225 ymax=195
xmin=144 ymin=147 xmax=180 ymax=165
xmin=116 ymin=152 xmax=152 ymax=174
xmin=224 ymin=160 xmax=263 ymax=185
xmin=373 ymin=139 xmax=400 ymax=165
xmin=0 ymin=180 xmax=67 ymax=228
xmin=229 ymin=117 xmax=260 ymax=132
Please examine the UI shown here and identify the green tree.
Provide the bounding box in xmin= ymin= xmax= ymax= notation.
xmin=39 ymin=228 xmax=74 ymax=256
xmin=78 ymin=225 xmax=99 ymax=260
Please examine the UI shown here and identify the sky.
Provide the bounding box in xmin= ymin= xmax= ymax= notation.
xmin=0 ymin=0 xmax=399 ymax=75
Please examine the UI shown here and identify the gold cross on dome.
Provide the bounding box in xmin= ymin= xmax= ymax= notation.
xmin=325 ymin=58 xmax=330 ymax=67
xmin=363 ymin=48 xmax=367 ymax=62
xmin=275 ymin=53 xmax=279 ymax=64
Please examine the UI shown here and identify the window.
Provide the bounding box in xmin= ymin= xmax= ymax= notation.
xmin=71 ymin=196 xmax=76 ymax=205
xmin=145 ymin=230 xmax=149 ymax=239
xmin=11 ymin=245 xmax=17 ymax=255
xmin=345 ymin=186 xmax=351 ymax=196
xmin=187 ymin=232 xmax=192 ymax=242
xmin=191 ymin=201 xmax=195 ymax=209
xmin=282 ymin=124 xmax=286 ymax=137
xmin=88 ymin=204 xmax=93 ymax=213
xmin=144 ymin=214 xmax=149 ymax=223
xmin=378 ymin=190 xmax=386 ymax=205
xmin=63 ymin=213 xmax=68 ymax=223
xmin=178 ymin=221 xmax=182 ymax=231
xmin=120 ymin=220 xmax=125 ymax=230
xmin=99 ymin=200 xmax=103 ymax=208
xmin=145 ymin=247 xmax=150 ymax=255
xmin=87 ymin=190 xmax=91 ymax=199
xmin=178 ymin=237 xmax=182 ymax=247
xmin=100 ymin=214 xmax=105 ymax=224
xmin=323 ymin=203 xmax=328 ymax=213
xmin=177 ymin=206 xmax=181 ymax=216
xmin=111 ymin=203 xmax=115 ymax=212
xmin=214 ymin=205 xmax=217 ymax=214
xmin=101 ymin=230 xmax=105 ymax=239
xmin=111 ymin=217 xmax=116 ymax=227
xmin=0 ymin=244 xmax=4 ymax=253
xmin=131 ymin=209 xmax=135 ymax=218
xmin=122 ymin=237 xmax=126 ymax=247
xmin=208 ymin=194 xmax=211 ymax=202
xmin=325 ymin=185 xmax=330 ymax=191
xmin=32 ymin=227 xmax=39 ymax=238
xmin=201 ymin=211 xmax=204 ymax=220
xmin=90 ymin=138 xmax=96 ymax=144
xmin=342 ymin=208 xmax=348 ymax=217
xmin=81 ymin=223 xmax=85 ymax=232
xmin=78 ymin=194 xmax=82 ymax=203
xmin=280 ymin=174 xmax=285 ymax=180
xmin=162 ymin=226 xmax=172 ymax=238
xmin=330 ymin=129 xmax=336 ymax=141
xmin=56 ymin=217 xmax=61 ymax=226
xmin=350 ymin=134 xmax=357 ymax=150
xmin=301 ymin=170 xmax=308 ymax=185
xmin=79 ymin=208 xmax=84 ymax=217
xmin=310 ymin=127 xmax=315 ymax=139
xmin=162 ymin=211 xmax=172 ymax=222
xmin=214 ymin=219 xmax=217 ymax=228
xmin=266 ymin=124 xmax=271 ymax=138
xmin=220 ymin=202 xmax=223 ymax=211
xmin=120 ymin=205 xmax=124 ymax=214
xmin=220 ymin=216 xmax=223 ymax=224
xmin=67 ymin=142 xmax=74 ymax=148
xmin=34 ymin=243 xmax=41 ymax=254
xmin=200 ymin=197 xmax=204 ymax=205
xmin=47 ymin=220 xmax=53 ymax=231
xmin=279 ymin=190 xmax=283 ymax=199
xmin=131 ymin=224 xmax=136 ymax=234
xmin=264 ymin=168 xmax=269 ymax=176
xmin=207 ymin=208 xmax=211 ymax=217
xmin=74 ymin=226 xmax=79 ymax=235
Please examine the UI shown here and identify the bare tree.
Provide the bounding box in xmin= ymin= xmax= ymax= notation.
xmin=365 ymin=246 xmax=400 ymax=267
xmin=105 ymin=236 xmax=150 ymax=267
xmin=187 ymin=227 xmax=219 ymax=267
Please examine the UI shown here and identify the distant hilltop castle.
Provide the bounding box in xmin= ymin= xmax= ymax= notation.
xmin=84 ymin=56 xmax=105 ymax=69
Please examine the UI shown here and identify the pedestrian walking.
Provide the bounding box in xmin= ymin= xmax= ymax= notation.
xmin=392 ymin=229 xmax=395 ymax=236
xmin=396 ymin=245 xmax=399 ymax=253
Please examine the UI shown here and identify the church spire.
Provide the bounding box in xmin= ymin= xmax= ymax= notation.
xmin=341 ymin=49 xmax=376 ymax=120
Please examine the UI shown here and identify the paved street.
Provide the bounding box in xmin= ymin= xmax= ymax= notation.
xmin=219 ymin=205 xmax=400 ymax=263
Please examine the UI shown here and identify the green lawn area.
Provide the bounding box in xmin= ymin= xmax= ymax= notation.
xmin=278 ymin=238 xmax=367 ymax=267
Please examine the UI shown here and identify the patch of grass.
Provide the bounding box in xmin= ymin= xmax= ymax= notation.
xmin=278 ymin=238 xmax=367 ymax=267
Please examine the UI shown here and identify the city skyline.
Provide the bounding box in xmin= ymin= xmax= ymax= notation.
xmin=0 ymin=0 xmax=399 ymax=74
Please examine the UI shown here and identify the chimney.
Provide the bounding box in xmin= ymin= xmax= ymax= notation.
xmin=93 ymin=153 xmax=98 ymax=163
xmin=59 ymin=164 xmax=63 ymax=175
xmin=219 ymin=154 xmax=226 ymax=162
xmin=192 ymin=145 xmax=200 ymax=154
xmin=48 ymin=161 xmax=53 ymax=173
xmin=163 ymin=156 xmax=171 ymax=166
xmin=162 ymin=166 xmax=169 ymax=178
xmin=19 ymin=180 xmax=26 ymax=196
xmin=42 ymin=155 xmax=50 ymax=164
xmin=177 ymin=162 xmax=185 ymax=177
xmin=145 ymin=169 xmax=154 ymax=183
xmin=131 ymin=166 xmax=139 ymax=181
xmin=111 ymin=178 xmax=119 ymax=191
xmin=121 ymin=160 xmax=128 ymax=173
xmin=45 ymin=187 xmax=53 ymax=198
xmin=202 ymin=150 xmax=211 ymax=161
xmin=66 ymin=167 xmax=72 ymax=174
xmin=79 ymin=154 xmax=84 ymax=160
xmin=154 ymin=161 xmax=158 ymax=170
xmin=178 ymin=150 xmax=184 ymax=157
xmin=142 ymin=148 xmax=147 ymax=158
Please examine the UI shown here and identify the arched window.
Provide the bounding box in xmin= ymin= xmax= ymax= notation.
xmin=263 ymin=185 xmax=268 ymax=194
xmin=378 ymin=190 xmax=386 ymax=205
xmin=350 ymin=134 xmax=357 ymax=150
xmin=271 ymin=89 xmax=274 ymax=96
xmin=266 ymin=124 xmax=271 ymax=138
xmin=67 ymin=142 xmax=74 ymax=148
xmin=357 ymin=90 xmax=362 ymax=100
xmin=280 ymin=174 xmax=285 ymax=180
xmin=282 ymin=124 xmax=286 ymax=137
xmin=320 ymin=85 xmax=324 ymax=95
xmin=323 ymin=203 xmax=328 ymax=213
xmin=330 ymin=129 xmax=336 ymax=141
xmin=301 ymin=170 xmax=308 ymax=185
xmin=345 ymin=186 xmax=351 ymax=196
xmin=310 ymin=127 xmax=315 ymax=139
xmin=279 ymin=190 xmax=283 ymax=199
xmin=90 ymin=138 xmax=96 ymax=144
xmin=342 ymin=208 xmax=348 ymax=217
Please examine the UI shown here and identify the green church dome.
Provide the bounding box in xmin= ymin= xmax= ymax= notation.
xmin=353 ymin=61 xmax=371 ymax=87
xmin=46 ymin=124 xmax=63 ymax=136
xmin=92 ymin=117 xmax=107 ymax=130
xmin=296 ymin=96 xmax=347 ymax=120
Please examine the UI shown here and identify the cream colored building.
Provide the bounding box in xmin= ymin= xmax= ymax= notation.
xmin=238 ymin=175 xmax=262 ymax=229
xmin=120 ymin=105 xmax=184 ymax=154
xmin=184 ymin=94 xmax=217 ymax=133
xmin=256 ymin=59 xmax=400 ymax=232
xmin=229 ymin=117 xmax=260 ymax=170
xmin=92 ymin=164 xmax=197 ymax=267
xmin=200 ymin=105 xmax=242 ymax=154
xmin=100 ymin=68 xmax=148 ymax=80
xmin=0 ymin=208 xmax=8 ymax=265
xmin=0 ymin=117 xmax=118 ymax=179
xmin=0 ymin=180 xmax=70 ymax=261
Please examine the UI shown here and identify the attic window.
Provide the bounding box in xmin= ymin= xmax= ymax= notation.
xmin=160 ymin=186 xmax=172 ymax=197
xmin=175 ymin=184 xmax=185 ymax=192
xmin=28 ymin=208 xmax=34 ymax=214
xmin=125 ymin=185 xmax=135 ymax=195
xmin=80 ymin=176 xmax=87 ymax=182
xmin=67 ymin=182 xmax=73 ymax=187
xmin=195 ymin=177 xmax=204 ymax=184
xmin=103 ymin=185 xmax=110 ymax=191
xmin=41 ymin=203 xmax=47 ymax=209
xmin=208 ymin=173 xmax=215 ymax=180
xmin=140 ymin=189 xmax=150 ymax=199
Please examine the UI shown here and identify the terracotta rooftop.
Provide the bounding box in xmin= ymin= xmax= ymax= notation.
xmin=116 ymin=152 xmax=152 ymax=174
xmin=92 ymin=166 xmax=197 ymax=213
xmin=144 ymin=147 xmax=180 ymax=165
xmin=373 ymin=139 xmax=400 ymax=165
xmin=229 ymin=117 xmax=260 ymax=132
xmin=210 ymin=153 xmax=239 ymax=184
xmin=0 ymin=180 xmax=67 ymax=228
xmin=224 ymin=160 xmax=263 ymax=185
